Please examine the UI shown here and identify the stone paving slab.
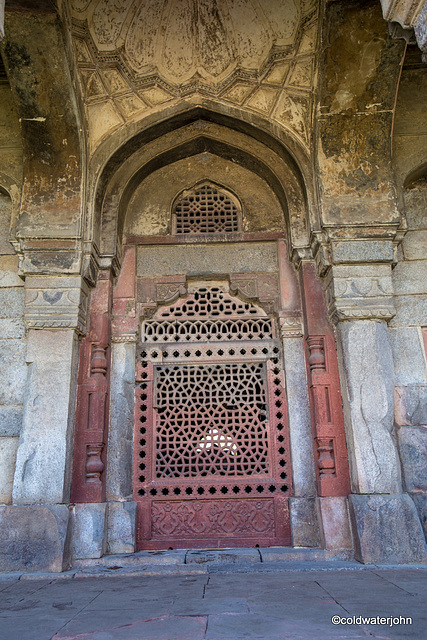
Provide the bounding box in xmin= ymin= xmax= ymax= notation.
xmin=0 ymin=565 xmax=426 ymax=639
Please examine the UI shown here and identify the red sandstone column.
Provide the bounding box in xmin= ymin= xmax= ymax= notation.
xmin=70 ymin=271 xmax=113 ymax=503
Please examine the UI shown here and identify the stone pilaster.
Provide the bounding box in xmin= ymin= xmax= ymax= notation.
xmin=279 ymin=315 xmax=317 ymax=499
xmin=324 ymin=240 xmax=427 ymax=562
xmin=12 ymin=275 xmax=89 ymax=505
xmin=106 ymin=336 xmax=137 ymax=502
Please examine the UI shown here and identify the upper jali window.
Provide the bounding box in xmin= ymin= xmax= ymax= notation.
xmin=172 ymin=183 xmax=242 ymax=235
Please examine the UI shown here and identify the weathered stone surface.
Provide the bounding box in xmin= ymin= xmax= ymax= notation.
xmin=0 ymin=317 xmax=25 ymax=339
xmin=71 ymin=503 xmax=107 ymax=560
xmin=318 ymin=497 xmax=353 ymax=550
xmin=0 ymin=192 xmax=16 ymax=255
xmin=0 ymin=255 xmax=23 ymax=287
xmin=390 ymin=294 xmax=427 ymax=327
xmin=106 ymin=341 xmax=136 ymax=501
xmin=0 ymin=436 xmax=18 ymax=504
xmin=0 ymin=287 xmax=24 ymax=317
xmin=389 ymin=327 xmax=427 ymax=385
xmin=13 ymin=330 xmax=79 ymax=504
xmin=0 ymin=504 xmax=71 ymax=572
xmin=106 ymin=501 xmax=136 ymax=555
xmin=349 ymin=494 xmax=427 ymax=564
xmin=0 ymin=338 xmax=26 ymax=405
xmin=281 ymin=338 xmax=316 ymax=497
xmin=0 ymin=404 xmax=22 ymax=436
xmin=337 ymin=320 xmax=402 ymax=494
xmin=411 ymin=493 xmax=427 ymax=542
xmin=137 ymin=243 xmax=278 ymax=277
xmin=395 ymin=385 xmax=427 ymax=426
xmin=392 ymin=260 xmax=427 ymax=295
xmin=331 ymin=240 xmax=394 ymax=264
xmin=289 ymin=497 xmax=322 ymax=548
xmin=397 ymin=425 xmax=427 ymax=492
xmin=126 ymin=154 xmax=284 ymax=237
xmin=402 ymin=230 xmax=427 ymax=260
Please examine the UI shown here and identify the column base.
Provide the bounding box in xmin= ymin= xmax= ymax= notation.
xmin=318 ymin=497 xmax=353 ymax=550
xmin=289 ymin=497 xmax=322 ymax=548
xmin=71 ymin=503 xmax=107 ymax=560
xmin=107 ymin=501 xmax=137 ymax=555
xmin=349 ymin=494 xmax=427 ymax=564
xmin=0 ymin=505 xmax=72 ymax=572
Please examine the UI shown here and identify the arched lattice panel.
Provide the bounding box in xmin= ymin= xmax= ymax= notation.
xmin=134 ymin=284 xmax=291 ymax=549
xmin=172 ymin=183 xmax=242 ymax=234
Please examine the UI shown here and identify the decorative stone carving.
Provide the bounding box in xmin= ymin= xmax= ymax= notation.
xmin=155 ymin=282 xmax=187 ymax=303
xmin=279 ymin=314 xmax=304 ymax=338
xmin=325 ymin=265 xmax=396 ymax=324
xmin=307 ymin=336 xmax=326 ymax=371
xmin=24 ymin=276 xmax=89 ymax=334
xmin=69 ymin=1 xmax=318 ymax=150
xmin=315 ymin=438 xmax=336 ymax=477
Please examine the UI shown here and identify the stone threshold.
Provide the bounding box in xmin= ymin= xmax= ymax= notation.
xmin=73 ymin=546 xmax=355 ymax=570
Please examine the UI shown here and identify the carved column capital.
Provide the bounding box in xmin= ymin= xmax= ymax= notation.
xmin=325 ymin=264 xmax=396 ymax=324
xmin=24 ymin=275 xmax=90 ymax=334
xmin=278 ymin=313 xmax=304 ymax=339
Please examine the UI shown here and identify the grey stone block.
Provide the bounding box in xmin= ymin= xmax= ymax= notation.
xmin=348 ymin=494 xmax=427 ymax=564
xmin=0 ymin=504 xmax=71 ymax=572
xmin=0 ymin=317 xmax=25 ymax=338
xmin=397 ymin=426 xmax=427 ymax=492
xmin=0 ymin=404 xmax=23 ymax=436
xmin=0 ymin=287 xmax=24 ymax=318
xmin=389 ymin=327 xmax=427 ymax=385
xmin=390 ymin=294 xmax=427 ymax=327
xmin=411 ymin=493 xmax=427 ymax=543
xmin=0 ymin=339 xmax=27 ymax=405
xmin=137 ymin=242 xmax=278 ymax=277
xmin=71 ymin=503 xmax=107 ymax=560
xmin=402 ymin=230 xmax=427 ymax=260
xmin=290 ymin=497 xmax=322 ymax=548
xmin=332 ymin=240 xmax=394 ymax=264
xmin=392 ymin=260 xmax=427 ymax=295
xmin=107 ymin=501 xmax=136 ymax=555
xmin=0 ymin=436 xmax=18 ymax=504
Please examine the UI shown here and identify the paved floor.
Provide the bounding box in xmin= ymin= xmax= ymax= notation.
xmin=0 ymin=562 xmax=426 ymax=640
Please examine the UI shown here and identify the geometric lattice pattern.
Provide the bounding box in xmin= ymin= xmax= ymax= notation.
xmin=154 ymin=363 xmax=269 ymax=478
xmin=143 ymin=318 xmax=274 ymax=343
xmin=155 ymin=286 xmax=266 ymax=320
xmin=134 ymin=283 xmax=292 ymax=549
xmin=173 ymin=184 xmax=241 ymax=234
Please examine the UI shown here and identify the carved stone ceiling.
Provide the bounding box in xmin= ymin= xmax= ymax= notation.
xmin=68 ymin=0 xmax=318 ymax=152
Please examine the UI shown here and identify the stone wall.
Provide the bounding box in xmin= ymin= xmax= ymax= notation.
xmin=0 ymin=190 xmax=25 ymax=504
xmin=391 ymin=44 xmax=427 ymax=542
xmin=0 ymin=68 xmax=24 ymax=506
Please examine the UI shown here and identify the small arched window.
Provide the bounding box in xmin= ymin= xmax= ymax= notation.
xmin=172 ymin=182 xmax=242 ymax=235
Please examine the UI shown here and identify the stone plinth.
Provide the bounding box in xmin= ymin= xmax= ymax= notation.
xmin=0 ymin=505 xmax=71 ymax=572
xmin=349 ymin=494 xmax=427 ymax=564
xmin=71 ymin=503 xmax=107 ymax=560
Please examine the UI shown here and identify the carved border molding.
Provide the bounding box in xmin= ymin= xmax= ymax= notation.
xmin=24 ymin=277 xmax=90 ymax=334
